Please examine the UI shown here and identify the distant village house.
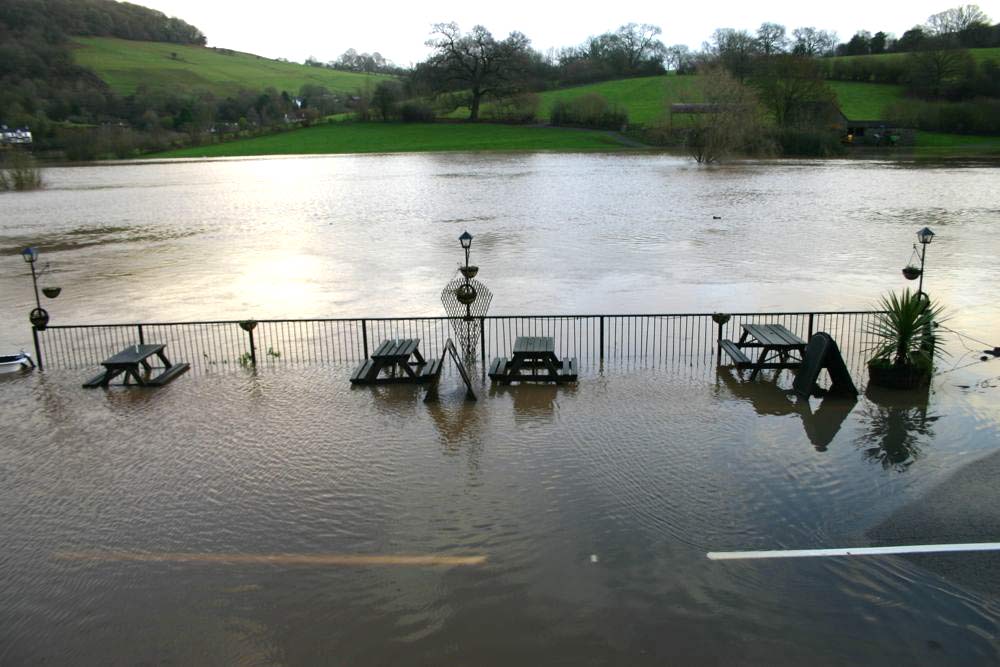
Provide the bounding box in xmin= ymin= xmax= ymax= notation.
xmin=0 ymin=125 xmax=33 ymax=145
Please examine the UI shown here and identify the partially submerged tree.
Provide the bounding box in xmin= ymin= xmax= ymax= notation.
xmin=751 ymin=55 xmax=836 ymax=127
xmin=423 ymin=23 xmax=532 ymax=121
xmin=682 ymin=67 xmax=768 ymax=164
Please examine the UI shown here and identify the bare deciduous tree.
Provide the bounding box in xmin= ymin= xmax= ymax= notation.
xmin=424 ymin=23 xmax=532 ymax=121
xmin=756 ymin=23 xmax=788 ymax=55
xmin=926 ymin=4 xmax=991 ymax=35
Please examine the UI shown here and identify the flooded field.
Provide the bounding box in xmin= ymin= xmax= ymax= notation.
xmin=1 ymin=361 xmax=999 ymax=664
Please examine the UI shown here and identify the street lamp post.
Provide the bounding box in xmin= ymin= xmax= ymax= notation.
xmin=20 ymin=246 xmax=61 ymax=370
xmin=915 ymin=226 xmax=935 ymax=298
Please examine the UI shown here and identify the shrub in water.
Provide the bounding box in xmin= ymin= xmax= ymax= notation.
xmin=0 ymin=151 xmax=43 ymax=192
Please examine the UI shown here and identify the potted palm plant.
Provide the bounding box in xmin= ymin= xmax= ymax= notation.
xmin=866 ymin=289 xmax=945 ymax=390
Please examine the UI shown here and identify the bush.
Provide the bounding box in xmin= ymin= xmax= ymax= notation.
xmin=399 ymin=102 xmax=436 ymax=123
xmin=771 ymin=127 xmax=847 ymax=156
xmin=885 ymin=98 xmax=1000 ymax=134
xmin=0 ymin=151 xmax=44 ymax=192
xmin=486 ymin=93 xmax=540 ymax=123
xmin=549 ymin=93 xmax=628 ymax=130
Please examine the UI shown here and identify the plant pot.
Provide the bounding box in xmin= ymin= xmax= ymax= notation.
xmin=902 ymin=266 xmax=921 ymax=280
xmin=42 ymin=286 xmax=61 ymax=298
xmin=711 ymin=313 xmax=731 ymax=325
xmin=459 ymin=265 xmax=479 ymax=280
xmin=239 ymin=320 xmax=258 ymax=332
xmin=867 ymin=361 xmax=930 ymax=390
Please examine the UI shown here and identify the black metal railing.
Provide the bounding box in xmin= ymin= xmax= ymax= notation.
xmin=33 ymin=311 xmax=883 ymax=376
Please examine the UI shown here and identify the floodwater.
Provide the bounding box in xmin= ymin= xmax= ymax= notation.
xmin=2 ymin=153 xmax=1000 ymax=664
xmin=1 ymin=154 xmax=999 ymax=346
xmin=2 ymin=363 xmax=1000 ymax=665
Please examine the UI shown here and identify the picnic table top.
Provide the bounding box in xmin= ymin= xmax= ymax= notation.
xmin=102 ymin=343 xmax=166 ymax=366
xmin=741 ymin=323 xmax=807 ymax=348
xmin=513 ymin=336 xmax=555 ymax=355
xmin=372 ymin=338 xmax=420 ymax=360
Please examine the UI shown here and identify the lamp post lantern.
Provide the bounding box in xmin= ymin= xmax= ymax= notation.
xmin=441 ymin=231 xmax=492 ymax=359
xmin=915 ymin=227 xmax=934 ymax=297
xmin=20 ymin=247 xmax=62 ymax=369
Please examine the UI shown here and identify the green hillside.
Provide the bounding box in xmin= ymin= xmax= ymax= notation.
xmin=826 ymin=47 xmax=1000 ymax=67
xmin=72 ymin=37 xmax=384 ymax=96
xmin=827 ymin=81 xmax=905 ymax=119
xmin=448 ymin=74 xmax=897 ymax=125
xmin=536 ymin=75 xmax=700 ymax=125
xmin=151 ymin=122 xmax=637 ymax=158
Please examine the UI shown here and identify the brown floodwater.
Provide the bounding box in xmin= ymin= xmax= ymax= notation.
xmin=1 ymin=154 xmax=1000 ymax=664
xmin=1 ymin=154 xmax=999 ymax=348
xmin=1 ymin=361 xmax=999 ymax=665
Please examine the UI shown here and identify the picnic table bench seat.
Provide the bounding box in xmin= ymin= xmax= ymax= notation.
xmin=350 ymin=338 xmax=439 ymax=385
xmin=489 ymin=336 xmax=577 ymax=384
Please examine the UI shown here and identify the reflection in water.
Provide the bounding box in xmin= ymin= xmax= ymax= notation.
xmin=490 ymin=382 xmax=578 ymax=423
xmin=857 ymin=385 xmax=935 ymax=472
xmin=715 ymin=369 xmax=857 ymax=451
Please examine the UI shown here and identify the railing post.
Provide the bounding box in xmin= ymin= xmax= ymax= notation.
xmin=32 ymin=325 xmax=43 ymax=371
xmin=599 ymin=316 xmax=605 ymax=364
xmin=137 ymin=324 xmax=145 ymax=346
xmin=716 ymin=320 xmax=723 ymax=366
xmin=248 ymin=329 xmax=257 ymax=367
xmin=480 ymin=317 xmax=486 ymax=370
xmin=808 ymin=313 xmax=815 ymax=340
xmin=361 ymin=319 xmax=369 ymax=359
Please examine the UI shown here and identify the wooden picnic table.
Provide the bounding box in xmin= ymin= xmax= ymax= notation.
xmin=350 ymin=338 xmax=440 ymax=385
xmin=719 ymin=323 xmax=807 ymax=381
xmin=489 ymin=336 xmax=577 ymax=384
xmin=83 ymin=343 xmax=189 ymax=388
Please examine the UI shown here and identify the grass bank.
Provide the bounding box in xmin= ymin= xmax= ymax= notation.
xmin=150 ymin=122 xmax=641 ymax=158
xmin=913 ymin=131 xmax=1000 ymax=157
xmin=72 ymin=37 xmax=384 ymax=96
xmin=826 ymin=81 xmax=905 ymax=119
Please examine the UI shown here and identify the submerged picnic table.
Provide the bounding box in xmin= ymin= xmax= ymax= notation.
xmin=350 ymin=338 xmax=441 ymax=385
xmin=489 ymin=336 xmax=577 ymax=384
xmin=720 ymin=323 xmax=808 ymax=381
xmin=83 ymin=343 xmax=189 ymax=388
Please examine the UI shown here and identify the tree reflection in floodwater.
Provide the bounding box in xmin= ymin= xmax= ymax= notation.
xmin=856 ymin=385 xmax=936 ymax=473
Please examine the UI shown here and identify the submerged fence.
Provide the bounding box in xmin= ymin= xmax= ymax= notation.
xmin=33 ymin=311 xmax=882 ymax=376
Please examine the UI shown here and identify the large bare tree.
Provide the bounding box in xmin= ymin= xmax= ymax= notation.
xmin=424 ymin=23 xmax=532 ymax=121
xmin=926 ymin=4 xmax=991 ymax=35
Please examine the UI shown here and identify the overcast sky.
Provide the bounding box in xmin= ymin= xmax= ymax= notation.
xmin=139 ymin=0 xmax=999 ymax=66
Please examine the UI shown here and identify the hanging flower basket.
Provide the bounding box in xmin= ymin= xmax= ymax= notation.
xmin=42 ymin=286 xmax=62 ymax=298
xmin=239 ymin=319 xmax=258 ymax=332
xmin=459 ymin=265 xmax=479 ymax=280
xmin=901 ymin=266 xmax=921 ymax=280
xmin=711 ymin=313 xmax=731 ymax=325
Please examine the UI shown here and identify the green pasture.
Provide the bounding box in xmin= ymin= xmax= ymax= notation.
xmin=72 ymin=37 xmax=385 ymax=96
xmin=826 ymin=81 xmax=905 ymax=119
xmin=913 ymin=131 xmax=1000 ymax=156
xmin=150 ymin=122 xmax=639 ymax=158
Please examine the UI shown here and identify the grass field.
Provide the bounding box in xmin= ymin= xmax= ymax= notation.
xmin=914 ymin=131 xmax=1000 ymax=156
xmin=72 ymin=37 xmax=385 ymax=96
xmin=150 ymin=122 xmax=639 ymax=158
xmin=446 ymin=75 xmax=700 ymax=126
xmin=827 ymin=81 xmax=905 ymax=119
